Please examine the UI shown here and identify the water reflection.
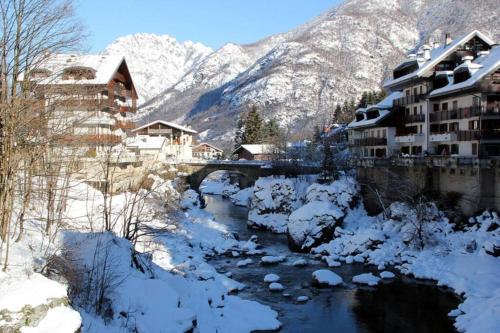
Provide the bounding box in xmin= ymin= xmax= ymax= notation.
xmin=203 ymin=195 xmax=459 ymax=333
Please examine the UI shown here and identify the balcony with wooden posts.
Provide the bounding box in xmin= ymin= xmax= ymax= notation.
xmin=55 ymin=134 xmax=122 ymax=145
xmin=114 ymin=120 xmax=135 ymax=130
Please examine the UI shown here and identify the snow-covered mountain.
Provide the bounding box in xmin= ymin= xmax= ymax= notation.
xmin=103 ymin=33 xmax=212 ymax=102
xmin=109 ymin=0 xmax=499 ymax=146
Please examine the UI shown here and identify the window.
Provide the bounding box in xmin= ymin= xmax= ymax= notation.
xmin=382 ymin=129 xmax=386 ymax=138
xmin=419 ymin=125 xmax=423 ymax=133
xmin=405 ymin=108 xmax=410 ymax=116
xmin=377 ymin=130 xmax=380 ymax=138
xmin=452 ymin=100 xmax=458 ymax=110
xmin=433 ymin=104 xmax=440 ymax=112
xmin=450 ymin=144 xmax=459 ymax=155
xmin=473 ymin=96 xmax=480 ymax=106
xmin=442 ymin=102 xmax=448 ymax=111
xmin=439 ymin=123 xmax=448 ymax=132
xmin=420 ymin=86 xmax=423 ymax=94
xmin=469 ymin=120 xmax=479 ymax=130
xmin=449 ymin=122 xmax=459 ymax=131
xmin=472 ymin=143 xmax=478 ymax=155
xmin=413 ymin=87 xmax=418 ymax=96
xmin=413 ymin=106 xmax=417 ymax=115
xmin=406 ymin=90 xmax=410 ymax=96
xmin=419 ymin=105 xmax=423 ymax=114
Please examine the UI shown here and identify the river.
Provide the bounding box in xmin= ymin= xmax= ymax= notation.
xmin=203 ymin=194 xmax=460 ymax=333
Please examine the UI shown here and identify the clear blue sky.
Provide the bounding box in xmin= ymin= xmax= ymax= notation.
xmin=75 ymin=0 xmax=341 ymax=52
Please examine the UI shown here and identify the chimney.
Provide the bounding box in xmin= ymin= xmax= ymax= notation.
xmin=477 ymin=50 xmax=490 ymax=56
xmin=444 ymin=33 xmax=452 ymax=47
xmin=462 ymin=56 xmax=473 ymax=65
xmin=408 ymin=53 xmax=417 ymax=60
xmin=433 ymin=42 xmax=440 ymax=49
xmin=422 ymin=45 xmax=432 ymax=60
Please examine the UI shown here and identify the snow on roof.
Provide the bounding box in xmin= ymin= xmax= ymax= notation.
xmin=34 ymin=54 xmax=126 ymax=85
xmin=232 ymin=144 xmax=275 ymax=155
xmin=347 ymin=91 xmax=402 ymax=130
xmin=194 ymin=142 xmax=223 ymax=152
xmin=430 ymin=46 xmax=500 ymax=97
xmin=383 ymin=30 xmax=495 ymax=89
xmin=133 ymin=120 xmax=197 ymax=134
xmin=125 ymin=135 xmax=166 ymax=150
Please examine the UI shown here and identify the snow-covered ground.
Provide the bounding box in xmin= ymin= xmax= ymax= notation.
xmin=200 ymin=171 xmax=240 ymax=197
xmin=0 ymin=176 xmax=281 ymax=333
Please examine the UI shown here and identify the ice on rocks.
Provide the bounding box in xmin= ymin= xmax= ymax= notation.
xmin=352 ymin=273 xmax=380 ymax=286
xmin=312 ymin=269 xmax=343 ymax=287
xmin=264 ymin=274 xmax=280 ymax=283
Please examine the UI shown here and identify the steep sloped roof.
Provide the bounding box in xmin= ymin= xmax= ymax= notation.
xmin=232 ymin=144 xmax=275 ymax=155
xmin=34 ymin=54 xmax=127 ymax=85
xmin=430 ymin=46 xmax=500 ymax=97
xmin=383 ymin=30 xmax=495 ymax=89
xmin=194 ymin=142 xmax=223 ymax=152
xmin=132 ymin=120 xmax=197 ymax=134
xmin=125 ymin=135 xmax=166 ymax=150
xmin=347 ymin=91 xmax=402 ymax=129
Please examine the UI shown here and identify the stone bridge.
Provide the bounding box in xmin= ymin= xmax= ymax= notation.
xmin=176 ymin=161 xmax=320 ymax=191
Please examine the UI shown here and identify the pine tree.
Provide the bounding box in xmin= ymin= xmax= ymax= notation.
xmin=358 ymin=91 xmax=368 ymax=108
xmin=263 ymin=118 xmax=281 ymax=144
xmin=333 ymin=104 xmax=342 ymax=124
xmin=234 ymin=117 xmax=245 ymax=149
xmin=243 ymin=105 xmax=263 ymax=144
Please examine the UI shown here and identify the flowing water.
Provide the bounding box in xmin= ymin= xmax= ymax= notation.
xmin=203 ymin=195 xmax=460 ymax=333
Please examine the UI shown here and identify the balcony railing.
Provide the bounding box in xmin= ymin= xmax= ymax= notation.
xmin=352 ymin=137 xmax=387 ymax=147
xmin=393 ymin=94 xmax=425 ymax=107
xmin=403 ymin=114 xmax=425 ymax=123
xmin=429 ymin=106 xmax=499 ymax=122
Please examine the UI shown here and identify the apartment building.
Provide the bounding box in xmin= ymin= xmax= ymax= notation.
xmin=348 ymin=30 xmax=499 ymax=158
xmin=31 ymin=54 xmax=137 ymax=156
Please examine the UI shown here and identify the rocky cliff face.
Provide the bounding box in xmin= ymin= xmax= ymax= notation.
xmin=108 ymin=0 xmax=499 ymax=146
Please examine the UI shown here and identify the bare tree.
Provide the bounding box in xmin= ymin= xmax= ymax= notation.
xmin=0 ymin=0 xmax=85 ymax=269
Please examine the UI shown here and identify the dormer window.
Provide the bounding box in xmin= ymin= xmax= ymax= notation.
xmin=393 ymin=60 xmax=419 ymax=79
xmin=366 ymin=110 xmax=380 ymax=120
xmin=454 ymin=67 xmax=471 ymax=84
xmin=355 ymin=113 xmax=364 ymax=121
xmin=62 ymin=66 xmax=96 ymax=80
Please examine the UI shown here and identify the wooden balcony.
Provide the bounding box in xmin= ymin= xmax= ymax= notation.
xmin=114 ymin=120 xmax=135 ymax=130
xmin=352 ymin=137 xmax=387 ymax=147
xmin=55 ymin=134 xmax=122 ymax=145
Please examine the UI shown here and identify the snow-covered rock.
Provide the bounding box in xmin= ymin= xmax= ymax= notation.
xmin=248 ymin=177 xmax=298 ymax=233
xmin=236 ymin=259 xmax=253 ymax=267
xmin=180 ymin=189 xmax=201 ymax=210
xmin=296 ymin=296 xmax=309 ymax=303
xmin=292 ymin=259 xmax=308 ymax=267
xmin=269 ymin=283 xmax=285 ymax=291
xmin=264 ymin=274 xmax=280 ymax=283
xmin=311 ymin=269 xmax=343 ymax=287
xmin=230 ymin=187 xmax=254 ymax=207
xmin=288 ymin=176 xmax=359 ymax=252
xmin=352 ymin=273 xmax=381 ymax=286
xmin=260 ymin=255 xmax=286 ymax=265
xmin=380 ymin=271 xmax=396 ymax=279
